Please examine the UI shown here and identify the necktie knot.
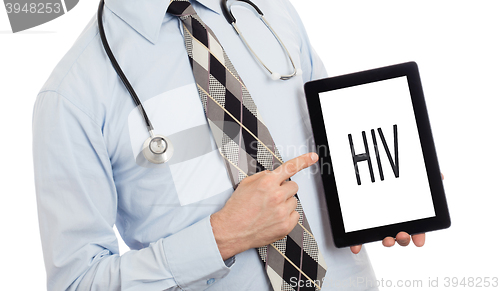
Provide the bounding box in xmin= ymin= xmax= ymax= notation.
xmin=167 ymin=0 xmax=196 ymax=17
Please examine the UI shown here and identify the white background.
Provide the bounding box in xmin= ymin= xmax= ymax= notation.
xmin=320 ymin=77 xmax=435 ymax=233
xmin=1 ymin=0 xmax=498 ymax=290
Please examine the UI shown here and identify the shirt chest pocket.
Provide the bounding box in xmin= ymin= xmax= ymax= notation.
xmin=127 ymin=84 xmax=233 ymax=205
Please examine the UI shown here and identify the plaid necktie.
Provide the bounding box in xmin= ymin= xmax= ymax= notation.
xmin=167 ymin=1 xmax=327 ymax=290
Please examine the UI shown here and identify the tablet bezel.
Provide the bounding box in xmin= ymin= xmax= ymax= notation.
xmin=305 ymin=62 xmax=451 ymax=248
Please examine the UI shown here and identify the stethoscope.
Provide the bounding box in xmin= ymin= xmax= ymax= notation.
xmin=221 ymin=0 xmax=301 ymax=80
xmin=97 ymin=0 xmax=299 ymax=164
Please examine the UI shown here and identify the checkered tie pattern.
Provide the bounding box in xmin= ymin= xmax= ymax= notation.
xmin=167 ymin=1 xmax=327 ymax=290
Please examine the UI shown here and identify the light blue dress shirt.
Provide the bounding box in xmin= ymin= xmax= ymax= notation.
xmin=33 ymin=0 xmax=378 ymax=290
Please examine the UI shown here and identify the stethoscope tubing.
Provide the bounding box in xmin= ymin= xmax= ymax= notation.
xmin=99 ymin=0 xmax=174 ymax=164
xmin=97 ymin=0 xmax=299 ymax=164
xmin=221 ymin=0 xmax=263 ymax=24
xmin=97 ymin=0 xmax=154 ymax=133
xmin=221 ymin=0 xmax=299 ymax=80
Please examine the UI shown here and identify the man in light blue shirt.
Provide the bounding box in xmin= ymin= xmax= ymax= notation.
xmin=33 ymin=0 xmax=424 ymax=290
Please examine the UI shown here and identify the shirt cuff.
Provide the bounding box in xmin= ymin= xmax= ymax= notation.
xmin=162 ymin=216 xmax=232 ymax=290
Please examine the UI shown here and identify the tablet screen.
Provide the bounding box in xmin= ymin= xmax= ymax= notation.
xmin=318 ymin=76 xmax=436 ymax=233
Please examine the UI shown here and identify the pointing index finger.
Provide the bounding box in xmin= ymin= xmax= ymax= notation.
xmin=274 ymin=152 xmax=318 ymax=182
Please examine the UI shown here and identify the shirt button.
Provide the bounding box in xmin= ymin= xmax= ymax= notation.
xmin=207 ymin=278 xmax=215 ymax=285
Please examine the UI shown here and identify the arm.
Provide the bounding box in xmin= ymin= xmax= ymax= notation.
xmin=33 ymin=91 xmax=231 ymax=291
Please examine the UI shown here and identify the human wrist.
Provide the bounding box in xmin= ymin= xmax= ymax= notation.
xmin=210 ymin=211 xmax=248 ymax=260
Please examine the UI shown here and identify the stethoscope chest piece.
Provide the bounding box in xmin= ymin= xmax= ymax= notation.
xmin=142 ymin=134 xmax=174 ymax=164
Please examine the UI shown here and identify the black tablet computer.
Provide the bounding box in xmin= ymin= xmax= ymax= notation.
xmin=305 ymin=62 xmax=450 ymax=248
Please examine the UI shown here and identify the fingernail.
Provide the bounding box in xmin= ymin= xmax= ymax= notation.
xmin=310 ymin=152 xmax=318 ymax=162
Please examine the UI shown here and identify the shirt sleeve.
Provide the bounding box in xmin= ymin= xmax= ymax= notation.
xmin=33 ymin=91 xmax=232 ymax=291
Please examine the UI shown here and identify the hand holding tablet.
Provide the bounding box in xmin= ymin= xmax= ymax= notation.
xmin=305 ymin=62 xmax=451 ymax=249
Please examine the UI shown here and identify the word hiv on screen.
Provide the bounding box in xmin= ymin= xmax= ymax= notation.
xmin=348 ymin=125 xmax=399 ymax=185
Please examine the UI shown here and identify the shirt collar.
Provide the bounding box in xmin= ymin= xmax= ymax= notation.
xmin=105 ymin=0 xmax=222 ymax=44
